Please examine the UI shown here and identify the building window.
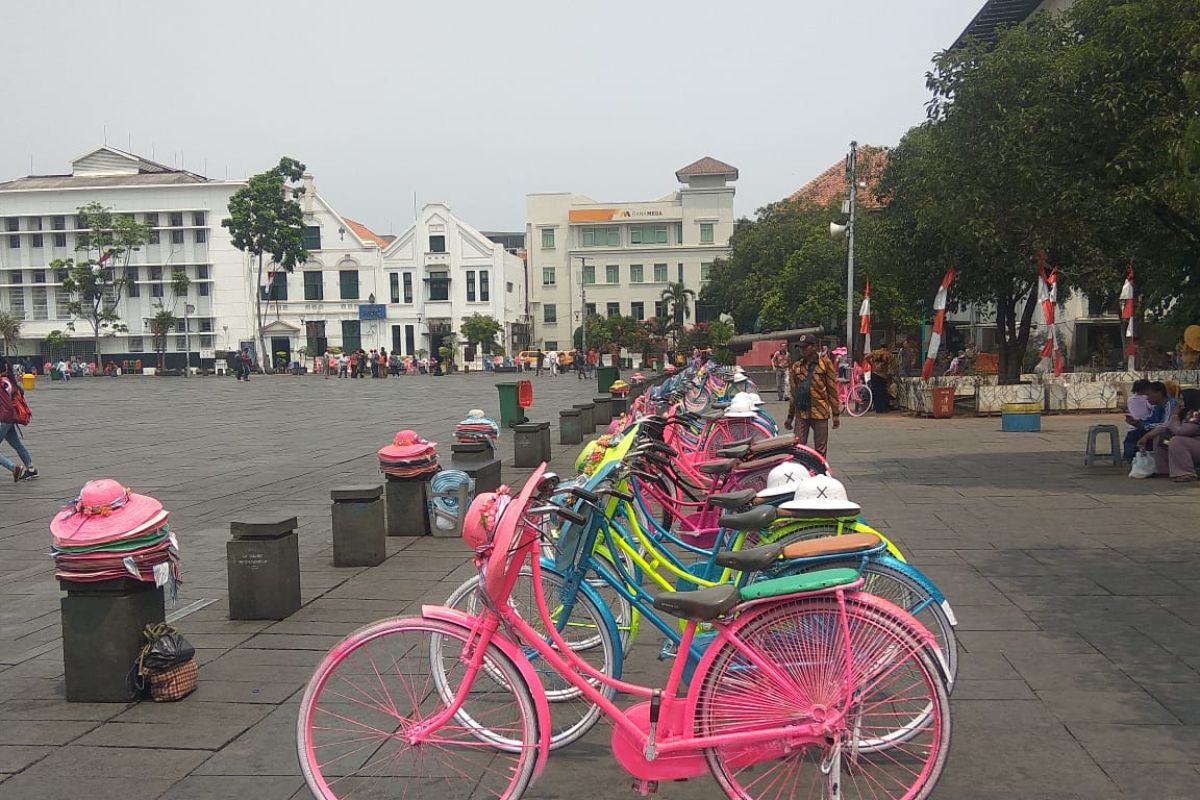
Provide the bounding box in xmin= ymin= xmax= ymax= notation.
xmin=341 ymin=320 xmax=362 ymax=351
xmin=51 ymin=216 xmax=64 ymax=230
xmin=585 ymin=302 xmax=596 ymax=317
xmin=54 ymin=287 xmax=71 ymax=318
xmin=403 ymin=273 xmax=413 ymax=303
xmin=150 ymin=266 xmax=162 ymax=281
xmin=192 ymin=212 xmax=206 ymax=226
xmin=480 ymin=270 xmax=489 ymax=301
xmin=9 ymin=286 xmax=24 ymax=319
xmin=606 ymin=265 xmax=619 ymax=284
xmin=149 ymin=229 xmax=160 ymax=244
xmin=543 ymin=304 xmax=557 ymax=323
xmin=198 ymin=283 xmax=209 ymax=297
xmin=144 ymin=213 xmax=158 ymax=227
xmin=200 ymin=335 xmax=213 ymax=348
xmin=542 ymin=267 xmax=556 ymax=286
xmin=700 ymin=223 xmax=714 ymax=243
xmin=199 ymin=318 xmax=213 ymax=332
xmin=630 ymin=225 xmax=668 ymax=245
xmin=32 ymin=270 xmax=45 ymax=284
xmin=127 ymin=268 xmax=140 ymax=298
xmin=581 ymin=226 xmax=619 ymax=247
xmin=676 ymin=223 xmax=684 ymax=244
xmin=152 ymin=283 xmax=163 ymax=298
xmin=678 ymin=263 xmax=684 ymax=282
xmin=429 ymin=235 xmax=446 ymax=253
xmin=303 ymin=271 xmax=323 ymax=301
xmin=631 ymin=301 xmax=644 ymax=321
xmin=28 ymin=217 xmax=42 ymax=231
xmin=303 ymin=226 xmax=321 ymax=250
xmin=701 ymin=262 xmax=712 ymax=281
xmin=31 ymin=234 xmax=43 ymax=248
xmin=544 ymin=340 xmax=558 ymax=350
xmin=128 ymin=336 xmax=144 ymax=352
xmin=625 ymin=264 xmax=642 ymax=284
xmin=7 ymin=236 xmax=17 ymax=249
xmin=263 ymin=272 xmax=287 ymax=301
xmin=339 ymin=270 xmax=359 ymax=300
xmin=194 ymin=229 xmax=206 ymax=243
xmin=606 ymin=302 xmax=620 ymax=317
xmin=171 ymin=230 xmax=184 ymax=244
xmin=653 ymin=263 xmax=668 ymax=282
xmin=3 ymin=218 xmax=17 ymax=232
xmin=53 ymin=233 xmax=66 ymax=248
xmin=506 ymin=281 xmax=513 ymax=293
xmin=175 ymin=335 xmax=187 ymax=351
xmin=75 ymin=214 xmax=88 ymax=230
xmin=197 ymin=265 xmax=209 ymax=279
xmin=655 ymin=301 xmax=667 ymax=318
xmin=169 ymin=212 xmax=183 ymax=227
xmin=541 ymin=228 xmax=555 ymax=249
xmin=466 ymin=270 xmax=476 ymax=302
xmin=32 ymin=287 xmax=48 ymax=320
xmin=427 ymin=272 xmax=449 ymax=301
xmin=389 ymin=272 xmax=400 ymax=303
xmin=582 ymin=264 xmax=595 ymax=284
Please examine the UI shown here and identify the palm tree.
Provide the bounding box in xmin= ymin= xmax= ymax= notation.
xmin=660 ymin=282 xmax=695 ymax=350
xmin=0 ymin=311 xmax=22 ymax=357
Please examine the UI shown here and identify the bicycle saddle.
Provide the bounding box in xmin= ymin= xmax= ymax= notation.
xmin=781 ymin=532 xmax=881 ymax=559
xmin=713 ymin=542 xmax=785 ymax=571
xmin=718 ymin=505 xmax=778 ymax=531
xmin=715 ymin=442 xmax=752 ymax=459
xmin=732 ymin=453 xmax=792 ymax=473
xmin=706 ymin=488 xmax=757 ymax=510
xmin=701 ymin=411 xmax=724 ymax=422
xmin=748 ymin=434 xmax=797 ymax=455
xmin=711 ymin=401 xmax=731 ymax=410
xmin=697 ymin=458 xmax=736 ymax=476
xmin=652 ymin=584 xmax=739 ymax=621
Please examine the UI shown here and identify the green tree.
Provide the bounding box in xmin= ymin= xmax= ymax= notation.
xmin=0 ymin=312 xmax=22 ymax=357
xmin=222 ymin=157 xmax=309 ymax=371
xmin=460 ymin=313 xmax=503 ymax=354
xmin=660 ymin=282 xmax=695 ymax=330
xmin=44 ymin=329 xmax=69 ymax=362
xmin=146 ymin=271 xmax=192 ymax=371
xmin=54 ymin=202 xmax=151 ymax=369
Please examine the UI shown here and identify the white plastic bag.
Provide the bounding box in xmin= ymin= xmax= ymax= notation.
xmin=1129 ymin=450 xmax=1155 ymax=479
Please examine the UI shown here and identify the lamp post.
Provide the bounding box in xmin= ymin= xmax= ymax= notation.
xmin=844 ymin=141 xmax=858 ymax=353
xmin=183 ymin=303 xmax=195 ymax=377
xmin=578 ymin=257 xmax=589 ymax=355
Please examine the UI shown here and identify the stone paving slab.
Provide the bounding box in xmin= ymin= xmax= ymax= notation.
xmin=0 ymin=376 xmax=1198 ymax=798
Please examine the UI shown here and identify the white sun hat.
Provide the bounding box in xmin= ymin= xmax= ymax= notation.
xmin=779 ymin=474 xmax=861 ymax=516
xmin=723 ymin=393 xmax=758 ymax=418
xmin=731 ymin=371 xmax=749 ymax=384
xmin=746 ymin=392 xmax=765 ymax=406
xmin=756 ymin=462 xmax=812 ymax=498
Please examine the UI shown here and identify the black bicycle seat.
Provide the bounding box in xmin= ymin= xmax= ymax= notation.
xmin=652 ymin=584 xmax=739 ymax=621
xmin=718 ymin=505 xmax=778 ymax=531
xmin=707 ymin=488 xmax=757 ymax=510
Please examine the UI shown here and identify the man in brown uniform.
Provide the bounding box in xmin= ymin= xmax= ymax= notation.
xmin=784 ymin=333 xmax=840 ymax=456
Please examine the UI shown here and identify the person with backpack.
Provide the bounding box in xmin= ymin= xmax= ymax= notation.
xmin=784 ymin=333 xmax=840 ymax=457
xmin=0 ymin=357 xmax=37 ymax=481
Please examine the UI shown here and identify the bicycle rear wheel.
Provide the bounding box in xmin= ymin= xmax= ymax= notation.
xmin=846 ymin=383 xmax=873 ymax=417
xmin=696 ymin=597 xmax=950 ymax=800
xmin=297 ymin=617 xmax=539 ymax=800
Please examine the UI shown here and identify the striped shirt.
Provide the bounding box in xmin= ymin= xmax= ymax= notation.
xmin=788 ymin=355 xmax=839 ymax=420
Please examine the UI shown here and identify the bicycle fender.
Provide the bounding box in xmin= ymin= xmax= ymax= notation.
xmin=876 ymin=555 xmax=946 ymax=603
xmin=419 ymin=605 xmax=552 ymax=777
xmin=537 ymin=556 xmax=626 ymax=675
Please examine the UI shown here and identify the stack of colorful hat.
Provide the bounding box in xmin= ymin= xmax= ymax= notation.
xmin=50 ymin=479 xmax=179 ymax=594
xmin=631 ymin=372 xmax=646 ymax=384
xmin=378 ymin=429 xmax=440 ymax=478
xmin=609 ymin=379 xmax=630 ymax=395
xmin=454 ymin=409 xmax=500 ymax=445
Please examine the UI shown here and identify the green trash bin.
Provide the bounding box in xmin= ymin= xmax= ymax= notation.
xmin=596 ymin=365 xmax=619 ymax=395
xmin=495 ymin=382 xmax=526 ymax=429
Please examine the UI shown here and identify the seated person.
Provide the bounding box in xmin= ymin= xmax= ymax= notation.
xmin=1131 ymin=381 xmax=1179 ymax=455
xmin=1122 ymin=379 xmax=1152 ymax=461
xmin=1153 ymin=389 xmax=1200 ymax=482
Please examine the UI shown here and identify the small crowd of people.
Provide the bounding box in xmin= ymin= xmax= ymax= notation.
xmin=319 ymin=348 xmax=452 ymax=379
xmin=1124 ymin=379 xmax=1200 ymax=482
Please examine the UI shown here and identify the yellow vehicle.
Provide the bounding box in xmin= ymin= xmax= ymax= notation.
xmin=518 ymin=350 xmax=574 ymax=368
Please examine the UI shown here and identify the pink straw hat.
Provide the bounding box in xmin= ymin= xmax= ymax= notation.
xmin=50 ymin=479 xmax=165 ymax=545
xmin=378 ymin=429 xmax=436 ymax=461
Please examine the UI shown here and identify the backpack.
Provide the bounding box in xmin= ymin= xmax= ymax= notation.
xmin=791 ymin=362 xmax=815 ymax=413
xmin=0 ymin=378 xmax=30 ymax=425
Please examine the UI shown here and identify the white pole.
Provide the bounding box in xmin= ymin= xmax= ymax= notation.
xmin=845 ymin=141 xmax=857 ymax=355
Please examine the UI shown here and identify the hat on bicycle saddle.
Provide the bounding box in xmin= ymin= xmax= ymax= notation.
xmin=780 ymin=474 xmax=860 ymax=516
xmin=746 ymin=392 xmax=765 ymax=406
xmin=51 ymin=479 xmax=165 ymax=545
xmin=723 ymin=393 xmax=759 ymax=418
xmin=756 ymin=462 xmax=812 ymax=499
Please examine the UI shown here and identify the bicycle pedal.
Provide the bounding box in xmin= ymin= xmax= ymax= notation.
xmin=657 ymin=641 xmax=678 ymax=660
xmin=631 ymin=779 xmax=659 ymax=796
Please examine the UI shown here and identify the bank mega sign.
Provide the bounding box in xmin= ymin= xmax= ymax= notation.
xmin=568 ymin=206 xmax=679 ymax=222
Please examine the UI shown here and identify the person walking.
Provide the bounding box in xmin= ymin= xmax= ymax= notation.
xmin=378 ymin=348 xmax=388 ymax=379
xmin=867 ymin=342 xmax=895 ymax=413
xmin=547 ymin=349 xmax=559 ymax=377
xmin=238 ymin=348 xmax=252 ymax=381
xmin=0 ymin=357 xmax=36 ymax=481
xmin=771 ymin=344 xmax=791 ymax=401
xmin=784 ymin=333 xmax=839 ymax=457
xmin=535 ymin=348 xmax=545 ymax=377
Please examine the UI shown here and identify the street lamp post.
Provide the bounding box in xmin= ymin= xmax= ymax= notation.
xmin=184 ymin=303 xmax=195 ymax=377
xmin=844 ymin=141 xmax=858 ymax=353
xmin=578 ymin=257 xmax=589 ymax=355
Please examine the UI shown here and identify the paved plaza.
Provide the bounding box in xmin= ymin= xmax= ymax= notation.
xmin=1 ymin=373 xmax=1199 ymax=799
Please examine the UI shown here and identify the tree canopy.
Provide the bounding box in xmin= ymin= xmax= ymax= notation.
xmin=460 ymin=313 xmax=503 ymax=353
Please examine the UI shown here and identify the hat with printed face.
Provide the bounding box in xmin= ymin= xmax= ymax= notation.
xmin=723 ymin=393 xmax=759 ymax=418
xmin=756 ymin=462 xmax=813 ymax=498
xmin=50 ymin=479 xmax=166 ymax=545
xmin=779 ymin=473 xmax=861 ymax=516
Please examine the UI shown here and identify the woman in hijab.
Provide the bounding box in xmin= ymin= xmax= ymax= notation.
xmin=1153 ymin=388 xmax=1200 ymax=482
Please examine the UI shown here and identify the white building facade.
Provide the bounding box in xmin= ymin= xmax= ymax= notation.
xmin=525 ymin=157 xmax=737 ymax=351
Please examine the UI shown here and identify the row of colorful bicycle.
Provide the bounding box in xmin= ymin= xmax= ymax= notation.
xmin=296 ymin=365 xmax=956 ymax=800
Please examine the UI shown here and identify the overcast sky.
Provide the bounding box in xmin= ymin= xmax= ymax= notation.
xmin=1 ymin=0 xmax=982 ymax=234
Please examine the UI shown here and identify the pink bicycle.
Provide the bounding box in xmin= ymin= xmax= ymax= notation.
xmin=838 ymin=361 xmax=874 ymax=417
xmin=297 ymin=465 xmax=950 ymax=799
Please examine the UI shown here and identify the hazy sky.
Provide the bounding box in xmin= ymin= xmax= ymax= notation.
xmin=2 ymin=0 xmax=982 ymax=233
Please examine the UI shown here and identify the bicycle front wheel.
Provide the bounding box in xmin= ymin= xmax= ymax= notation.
xmin=696 ymin=596 xmax=951 ymax=800
xmin=846 ymin=383 xmax=873 ymax=417
xmin=297 ymin=617 xmax=540 ymax=800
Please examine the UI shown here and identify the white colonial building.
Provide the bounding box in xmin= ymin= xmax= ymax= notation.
xmin=0 ymin=147 xmax=528 ymax=369
xmin=526 ymin=157 xmax=737 ymax=351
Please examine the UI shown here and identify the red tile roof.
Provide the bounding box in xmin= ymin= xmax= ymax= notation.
xmin=342 ymin=217 xmax=389 ymax=248
xmin=676 ymin=156 xmax=739 ymax=181
xmin=789 ymin=145 xmax=889 ymax=210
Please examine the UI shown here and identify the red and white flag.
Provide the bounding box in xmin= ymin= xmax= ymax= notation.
xmin=921 ymin=268 xmax=956 ymax=380
xmin=858 ymin=282 xmax=872 ymax=379
xmin=1119 ymin=263 xmax=1136 ymax=357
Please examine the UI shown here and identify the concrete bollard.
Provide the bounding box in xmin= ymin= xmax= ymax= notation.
xmin=560 ymin=408 xmax=582 ymax=445
xmin=227 ymin=515 xmax=301 ymax=620
xmin=572 ymin=403 xmax=595 ymax=434
xmin=331 ymin=485 xmax=386 ymax=567
xmin=59 ymin=577 xmax=165 ymax=702
xmin=592 ymin=396 xmax=613 ymax=426
xmin=513 ymin=422 xmax=545 ymax=468
xmin=535 ymin=421 xmax=552 ymax=462
xmin=610 ymin=394 xmax=628 ymax=417
xmin=449 ymin=443 xmax=502 ymax=493
xmin=384 ymin=476 xmax=432 ymax=536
